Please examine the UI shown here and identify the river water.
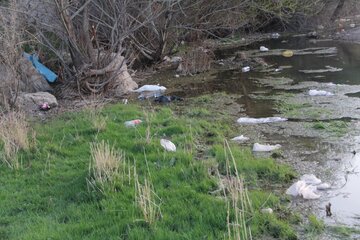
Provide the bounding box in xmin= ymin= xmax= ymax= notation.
xmin=149 ymin=36 xmax=360 ymax=237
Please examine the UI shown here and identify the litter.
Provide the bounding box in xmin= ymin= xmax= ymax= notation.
xmin=299 ymin=66 xmax=343 ymax=74
xmin=154 ymin=95 xmax=183 ymax=104
xmin=133 ymin=85 xmax=167 ymax=99
xmin=286 ymin=180 xmax=320 ymax=199
xmin=160 ymin=139 xmax=176 ymax=152
xmin=301 ymin=174 xmax=322 ymax=185
xmin=317 ymin=183 xmax=331 ymax=190
xmin=39 ymin=102 xmax=51 ymax=111
xmin=260 ymin=46 xmax=269 ymax=52
xmin=124 ymin=119 xmax=142 ymax=127
xmin=308 ymin=89 xmax=334 ymax=96
xmin=282 ymin=50 xmax=294 ymax=57
xmin=253 ymin=143 xmax=281 ymax=152
xmin=23 ymin=52 xmax=57 ymax=83
xmin=231 ymin=135 xmax=249 ymax=142
xmin=271 ymin=33 xmax=280 ymax=39
xmin=237 ymin=117 xmax=288 ymax=124
xmin=242 ymin=66 xmax=250 ymax=73
xmin=133 ymin=85 xmax=166 ymax=93
xmin=261 ymin=208 xmax=273 ymax=214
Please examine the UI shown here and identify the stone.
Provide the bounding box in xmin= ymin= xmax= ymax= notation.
xmin=16 ymin=92 xmax=58 ymax=111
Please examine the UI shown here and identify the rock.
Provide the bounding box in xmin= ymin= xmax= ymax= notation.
xmin=16 ymin=92 xmax=58 ymax=111
xmin=19 ymin=58 xmax=53 ymax=93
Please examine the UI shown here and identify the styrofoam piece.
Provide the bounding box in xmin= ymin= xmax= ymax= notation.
xmin=252 ymin=143 xmax=281 ymax=152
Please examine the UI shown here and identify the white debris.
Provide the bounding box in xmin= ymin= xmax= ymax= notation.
xmin=253 ymin=143 xmax=281 ymax=152
xmin=317 ymin=183 xmax=331 ymax=190
xmin=133 ymin=85 xmax=167 ymax=93
xmin=231 ymin=135 xmax=249 ymax=142
xmin=242 ymin=66 xmax=250 ymax=72
xmin=260 ymin=46 xmax=269 ymax=52
xmin=237 ymin=117 xmax=288 ymax=124
xmin=271 ymin=33 xmax=280 ymax=39
xmin=350 ymin=23 xmax=356 ymax=28
xmin=261 ymin=208 xmax=273 ymax=214
xmin=301 ymin=174 xmax=322 ymax=185
xmin=160 ymin=139 xmax=176 ymax=152
xmin=308 ymin=89 xmax=334 ymax=96
xmin=299 ymin=66 xmax=343 ymax=74
xmin=175 ymin=74 xmax=180 ymax=78
xmin=286 ymin=180 xmax=321 ymax=200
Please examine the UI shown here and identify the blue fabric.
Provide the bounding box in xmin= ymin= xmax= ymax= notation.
xmin=23 ymin=52 xmax=57 ymax=83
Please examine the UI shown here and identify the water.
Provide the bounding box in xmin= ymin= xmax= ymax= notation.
xmin=149 ymin=36 xmax=360 ymax=231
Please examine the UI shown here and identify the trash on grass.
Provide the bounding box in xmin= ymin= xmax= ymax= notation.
xmin=231 ymin=135 xmax=249 ymax=142
xmin=124 ymin=119 xmax=142 ymax=127
xmin=253 ymin=143 xmax=281 ymax=152
xmin=160 ymin=139 xmax=176 ymax=152
xmin=23 ymin=52 xmax=57 ymax=83
xmin=308 ymin=89 xmax=334 ymax=96
xmin=154 ymin=96 xmax=183 ymax=104
xmin=133 ymin=85 xmax=166 ymax=99
xmin=260 ymin=46 xmax=269 ymax=52
xmin=242 ymin=66 xmax=250 ymax=73
xmin=271 ymin=33 xmax=280 ymax=39
xmin=237 ymin=117 xmax=288 ymax=124
xmin=261 ymin=208 xmax=273 ymax=214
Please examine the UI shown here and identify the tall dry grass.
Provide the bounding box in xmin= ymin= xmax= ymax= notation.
xmin=89 ymin=141 xmax=124 ymax=189
xmin=0 ymin=111 xmax=30 ymax=169
xmin=223 ymin=140 xmax=253 ymax=240
xmin=134 ymin=171 xmax=162 ymax=225
xmin=0 ymin=0 xmax=25 ymax=109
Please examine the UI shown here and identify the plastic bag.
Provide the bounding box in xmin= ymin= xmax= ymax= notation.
xmin=253 ymin=143 xmax=281 ymax=152
xmin=308 ymin=89 xmax=334 ymax=96
xmin=160 ymin=139 xmax=176 ymax=152
xmin=237 ymin=117 xmax=287 ymax=124
xmin=231 ymin=135 xmax=249 ymax=142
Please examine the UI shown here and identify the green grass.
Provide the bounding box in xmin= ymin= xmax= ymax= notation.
xmin=0 ymin=103 xmax=298 ymax=239
xmin=312 ymin=121 xmax=349 ymax=136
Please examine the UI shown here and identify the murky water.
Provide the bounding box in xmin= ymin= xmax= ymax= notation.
xmin=149 ymin=36 xmax=360 ymax=233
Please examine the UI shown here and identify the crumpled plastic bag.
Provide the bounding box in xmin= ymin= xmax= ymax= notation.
xmin=160 ymin=139 xmax=176 ymax=152
xmin=237 ymin=117 xmax=287 ymax=124
xmin=301 ymin=174 xmax=322 ymax=185
xmin=286 ymin=180 xmax=320 ymax=199
xmin=253 ymin=143 xmax=281 ymax=152
xmin=308 ymin=89 xmax=334 ymax=96
xmin=231 ymin=135 xmax=249 ymax=142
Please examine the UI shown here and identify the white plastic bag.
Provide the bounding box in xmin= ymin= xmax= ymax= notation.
xmin=133 ymin=85 xmax=166 ymax=93
xmin=252 ymin=143 xmax=281 ymax=152
xmin=308 ymin=89 xmax=334 ymax=96
xmin=160 ymin=139 xmax=176 ymax=152
xmin=301 ymin=174 xmax=322 ymax=185
xmin=237 ymin=117 xmax=287 ymax=124
xmin=260 ymin=46 xmax=269 ymax=52
xmin=317 ymin=183 xmax=331 ymax=190
xmin=231 ymin=135 xmax=249 ymax=142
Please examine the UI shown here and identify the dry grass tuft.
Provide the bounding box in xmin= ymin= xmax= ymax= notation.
xmin=223 ymin=140 xmax=253 ymax=240
xmin=134 ymin=168 xmax=162 ymax=225
xmin=0 ymin=111 xmax=30 ymax=169
xmin=89 ymin=141 xmax=124 ymax=188
xmin=86 ymin=100 xmax=108 ymax=133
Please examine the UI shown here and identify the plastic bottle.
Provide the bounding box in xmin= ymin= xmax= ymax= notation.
xmin=124 ymin=119 xmax=142 ymax=127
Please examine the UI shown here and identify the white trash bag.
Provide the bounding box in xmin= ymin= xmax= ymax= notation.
xmin=301 ymin=174 xmax=322 ymax=185
xmin=160 ymin=139 xmax=176 ymax=152
xmin=231 ymin=135 xmax=249 ymax=142
xmin=253 ymin=143 xmax=281 ymax=152
xmin=237 ymin=117 xmax=288 ymax=124
xmin=308 ymin=89 xmax=334 ymax=96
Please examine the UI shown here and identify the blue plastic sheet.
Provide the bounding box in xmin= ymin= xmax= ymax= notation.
xmin=23 ymin=52 xmax=57 ymax=83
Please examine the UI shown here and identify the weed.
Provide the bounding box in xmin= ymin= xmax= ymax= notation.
xmin=312 ymin=121 xmax=349 ymax=136
xmin=0 ymin=111 xmax=31 ymax=169
xmin=135 ymin=172 xmax=162 ymax=225
xmin=89 ymin=140 xmax=124 ymax=191
xmin=306 ymin=214 xmax=325 ymax=234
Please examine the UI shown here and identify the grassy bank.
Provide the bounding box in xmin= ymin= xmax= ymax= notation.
xmin=0 ymin=102 xmax=297 ymax=239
